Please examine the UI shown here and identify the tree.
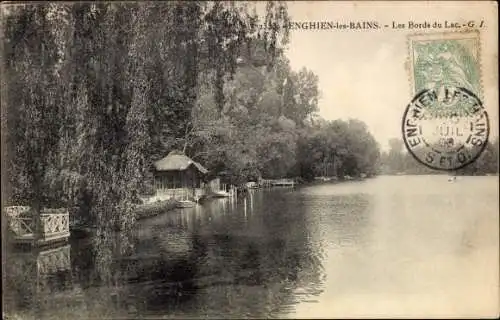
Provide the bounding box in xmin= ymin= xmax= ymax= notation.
xmin=383 ymin=138 xmax=405 ymax=173
xmin=3 ymin=5 xmax=67 ymax=248
xmin=295 ymin=119 xmax=380 ymax=180
xmin=284 ymin=67 xmax=320 ymax=126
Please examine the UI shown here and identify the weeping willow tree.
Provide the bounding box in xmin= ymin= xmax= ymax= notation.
xmin=3 ymin=5 xmax=68 ymax=245
xmin=3 ymin=1 xmax=290 ymax=239
xmin=145 ymin=1 xmax=290 ymax=158
xmin=2 ymin=2 xmax=295 ymax=298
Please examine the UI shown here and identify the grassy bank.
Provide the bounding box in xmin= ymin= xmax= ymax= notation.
xmin=135 ymin=199 xmax=178 ymax=220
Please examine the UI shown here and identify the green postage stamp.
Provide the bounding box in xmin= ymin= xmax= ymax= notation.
xmin=407 ymin=31 xmax=482 ymax=98
xmin=403 ymin=31 xmax=489 ymax=171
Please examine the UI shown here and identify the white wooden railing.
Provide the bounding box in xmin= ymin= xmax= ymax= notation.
xmin=4 ymin=206 xmax=70 ymax=244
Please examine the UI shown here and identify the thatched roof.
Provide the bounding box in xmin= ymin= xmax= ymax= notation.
xmin=153 ymin=151 xmax=208 ymax=174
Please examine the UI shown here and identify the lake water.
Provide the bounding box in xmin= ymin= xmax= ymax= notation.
xmin=4 ymin=175 xmax=499 ymax=319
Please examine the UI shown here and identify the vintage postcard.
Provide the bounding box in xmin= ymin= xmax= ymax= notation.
xmin=1 ymin=1 xmax=498 ymax=319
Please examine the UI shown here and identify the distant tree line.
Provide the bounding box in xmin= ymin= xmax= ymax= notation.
xmin=379 ymin=137 xmax=499 ymax=175
xmin=3 ymin=2 xmax=380 ymax=231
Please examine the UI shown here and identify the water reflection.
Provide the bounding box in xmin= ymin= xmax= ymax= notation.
xmin=5 ymin=177 xmax=498 ymax=318
xmin=3 ymin=188 xmax=326 ymax=318
xmin=129 ymin=189 xmax=325 ymax=318
xmin=3 ymin=188 xmax=378 ymax=318
xmin=4 ymin=243 xmax=85 ymax=319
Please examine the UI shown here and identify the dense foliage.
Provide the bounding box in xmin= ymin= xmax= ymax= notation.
xmin=2 ymin=2 xmax=380 ymax=231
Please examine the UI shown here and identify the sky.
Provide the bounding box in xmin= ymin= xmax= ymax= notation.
xmin=282 ymin=1 xmax=498 ymax=150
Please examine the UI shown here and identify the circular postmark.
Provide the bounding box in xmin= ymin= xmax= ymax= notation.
xmin=402 ymin=85 xmax=489 ymax=171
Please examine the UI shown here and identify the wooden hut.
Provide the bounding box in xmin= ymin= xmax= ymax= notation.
xmin=152 ymin=151 xmax=208 ymax=201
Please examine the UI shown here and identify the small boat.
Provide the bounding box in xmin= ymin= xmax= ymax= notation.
xmin=245 ymin=181 xmax=259 ymax=189
xmin=448 ymin=176 xmax=457 ymax=182
xmin=212 ymin=190 xmax=231 ymax=198
xmin=176 ymin=200 xmax=197 ymax=208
